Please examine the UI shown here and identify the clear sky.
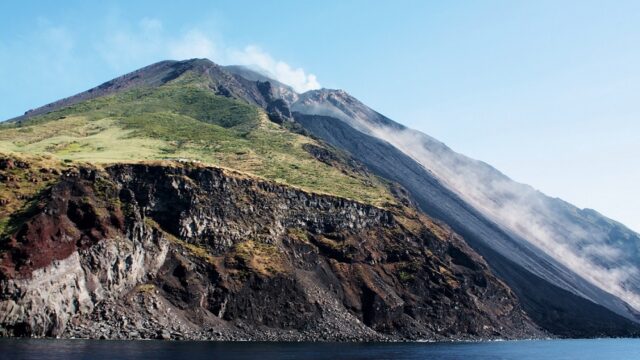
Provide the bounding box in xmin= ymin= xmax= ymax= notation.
xmin=1 ymin=1 xmax=639 ymax=231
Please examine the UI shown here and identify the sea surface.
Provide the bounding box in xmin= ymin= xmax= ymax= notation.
xmin=1 ymin=338 xmax=639 ymax=360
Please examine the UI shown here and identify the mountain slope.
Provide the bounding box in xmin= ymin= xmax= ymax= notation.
xmin=293 ymin=112 xmax=640 ymax=337
xmin=291 ymin=88 xmax=640 ymax=316
xmin=0 ymin=154 xmax=542 ymax=340
xmin=285 ymin=85 xmax=640 ymax=323
xmin=0 ymin=61 xmax=394 ymax=207
xmin=0 ymin=59 xmax=546 ymax=340
xmin=3 ymin=59 xmax=639 ymax=339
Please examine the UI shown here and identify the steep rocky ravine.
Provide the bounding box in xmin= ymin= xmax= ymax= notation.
xmin=0 ymin=155 xmax=543 ymax=340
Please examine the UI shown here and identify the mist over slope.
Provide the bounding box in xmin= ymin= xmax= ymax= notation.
xmin=286 ymin=86 xmax=640 ymax=317
xmin=4 ymin=59 xmax=639 ymax=338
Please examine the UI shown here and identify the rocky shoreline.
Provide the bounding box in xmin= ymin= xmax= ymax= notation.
xmin=1 ymin=159 xmax=543 ymax=340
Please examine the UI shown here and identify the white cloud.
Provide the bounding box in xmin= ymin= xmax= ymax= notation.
xmin=96 ymin=18 xmax=320 ymax=92
xmin=227 ymin=45 xmax=320 ymax=92
xmin=294 ymin=95 xmax=640 ymax=312
xmin=139 ymin=17 xmax=162 ymax=33
xmin=98 ymin=17 xmax=165 ymax=71
xmin=363 ymin=123 xmax=640 ymax=311
xmin=168 ymin=30 xmax=218 ymax=60
xmin=36 ymin=21 xmax=76 ymax=75
xmin=43 ymin=26 xmax=74 ymax=54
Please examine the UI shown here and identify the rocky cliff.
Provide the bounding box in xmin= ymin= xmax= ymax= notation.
xmin=293 ymin=112 xmax=640 ymax=338
xmin=0 ymin=155 xmax=542 ymax=340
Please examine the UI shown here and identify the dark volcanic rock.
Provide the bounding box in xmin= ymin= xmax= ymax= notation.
xmin=293 ymin=112 xmax=640 ymax=339
xmin=0 ymin=158 xmax=544 ymax=340
xmin=266 ymin=99 xmax=293 ymax=124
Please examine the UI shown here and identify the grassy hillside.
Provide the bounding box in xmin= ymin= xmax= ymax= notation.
xmin=0 ymin=77 xmax=395 ymax=207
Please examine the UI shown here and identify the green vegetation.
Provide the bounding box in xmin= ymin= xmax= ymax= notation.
xmin=231 ymin=240 xmax=286 ymax=276
xmin=287 ymin=228 xmax=310 ymax=243
xmin=397 ymin=260 xmax=421 ymax=283
xmin=0 ymin=155 xmax=65 ymax=237
xmin=5 ymin=84 xmax=259 ymax=130
xmin=398 ymin=270 xmax=414 ymax=283
xmin=314 ymin=235 xmax=357 ymax=261
xmin=135 ymin=284 xmax=157 ymax=294
xmin=0 ymin=74 xmax=395 ymax=207
xmin=145 ymin=218 xmax=218 ymax=265
xmin=0 ymin=192 xmax=43 ymax=239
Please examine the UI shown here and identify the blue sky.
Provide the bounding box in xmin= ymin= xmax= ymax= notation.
xmin=1 ymin=1 xmax=639 ymax=231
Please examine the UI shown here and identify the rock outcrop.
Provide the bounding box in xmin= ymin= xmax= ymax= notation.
xmin=0 ymin=158 xmax=543 ymax=340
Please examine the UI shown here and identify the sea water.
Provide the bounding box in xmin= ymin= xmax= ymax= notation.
xmin=1 ymin=338 xmax=639 ymax=359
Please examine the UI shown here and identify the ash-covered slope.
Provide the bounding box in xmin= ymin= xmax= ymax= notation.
xmin=292 ymin=112 xmax=640 ymax=337
xmin=285 ymin=88 xmax=640 ymax=331
xmin=290 ymin=89 xmax=640 ymax=309
xmin=0 ymin=155 xmax=542 ymax=340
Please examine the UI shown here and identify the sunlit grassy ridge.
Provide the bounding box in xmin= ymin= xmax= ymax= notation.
xmin=0 ymin=77 xmax=395 ymax=206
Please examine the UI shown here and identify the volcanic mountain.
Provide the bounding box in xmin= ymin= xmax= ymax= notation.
xmin=0 ymin=58 xmax=638 ymax=339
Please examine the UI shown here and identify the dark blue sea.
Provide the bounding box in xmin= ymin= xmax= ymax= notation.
xmin=1 ymin=339 xmax=639 ymax=359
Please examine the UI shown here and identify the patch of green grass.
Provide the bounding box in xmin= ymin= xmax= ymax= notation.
xmin=287 ymin=228 xmax=309 ymax=243
xmin=8 ymin=85 xmax=259 ymax=131
xmin=0 ymin=155 xmax=65 ymax=239
xmin=398 ymin=270 xmax=414 ymax=283
xmin=135 ymin=284 xmax=156 ymax=293
xmin=0 ymin=188 xmax=47 ymax=240
xmin=0 ymin=77 xmax=396 ymax=207
xmin=0 ymin=118 xmax=169 ymax=162
xmin=397 ymin=260 xmax=421 ymax=283
xmin=0 ymin=218 xmax=10 ymax=236
xmin=145 ymin=218 xmax=218 ymax=265
xmin=231 ymin=240 xmax=286 ymax=276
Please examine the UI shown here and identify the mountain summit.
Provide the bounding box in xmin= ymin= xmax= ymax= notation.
xmin=0 ymin=59 xmax=638 ymax=340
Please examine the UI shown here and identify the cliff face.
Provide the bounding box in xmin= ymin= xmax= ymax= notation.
xmin=293 ymin=113 xmax=640 ymax=338
xmin=0 ymin=157 xmax=542 ymax=340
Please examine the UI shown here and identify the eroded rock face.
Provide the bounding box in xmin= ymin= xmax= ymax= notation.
xmin=0 ymin=168 xmax=169 ymax=337
xmin=0 ymin=161 xmax=543 ymax=340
